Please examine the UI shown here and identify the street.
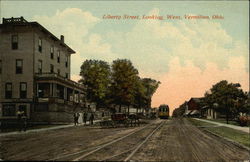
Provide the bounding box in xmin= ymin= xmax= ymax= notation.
xmin=0 ymin=118 xmax=249 ymax=161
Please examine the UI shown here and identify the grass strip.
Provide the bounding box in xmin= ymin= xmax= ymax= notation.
xmin=207 ymin=119 xmax=239 ymax=126
xmin=188 ymin=118 xmax=250 ymax=148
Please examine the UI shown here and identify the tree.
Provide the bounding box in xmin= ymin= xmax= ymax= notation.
xmin=79 ymin=60 xmax=111 ymax=109
xmin=110 ymin=59 xmax=139 ymax=113
xmin=203 ymin=80 xmax=246 ymax=123
xmin=141 ymin=78 xmax=160 ymax=111
xmin=134 ymin=77 xmax=147 ymax=113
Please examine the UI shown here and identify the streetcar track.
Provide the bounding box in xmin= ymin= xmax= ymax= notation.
xmin=49 ymin=121 xmax=159 ymax=161
xmin=72 ymin=120 xmax=165 ymax=161
xmin=124 ymin=121 xmax=165 ymax=161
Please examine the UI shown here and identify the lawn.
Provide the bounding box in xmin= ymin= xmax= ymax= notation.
xmin=188 ymin=118 xmax=250 ymax=148
xmin=207 ymin=119 xmax=240 ymax=126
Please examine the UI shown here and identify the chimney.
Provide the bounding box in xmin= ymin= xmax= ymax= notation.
xmin=60 ymin=35 xmax=64 ymax=43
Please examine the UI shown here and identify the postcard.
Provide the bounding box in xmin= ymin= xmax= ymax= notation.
xmin=0 ymin=0 xmax=249 ymax=161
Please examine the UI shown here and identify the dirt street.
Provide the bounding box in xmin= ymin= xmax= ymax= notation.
xmin=0 ymin=118 xmax=249 ymax=161
xmin=0 ymin=124 xmax=145 ymax=161
xmin=131 ymin=118 xmax=249 ymax=161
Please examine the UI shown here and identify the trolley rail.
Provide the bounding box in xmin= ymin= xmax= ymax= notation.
xmin=49 ymin=120 xmax=165 ymax=161
xmin=71 ymin=120 xmax=165 ymax=161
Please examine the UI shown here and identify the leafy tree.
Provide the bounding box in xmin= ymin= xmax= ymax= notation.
xmin=110 ymin=59 xmax=139 ymax=112
xmin=238 ymin=92 xmax=250 ymax=115
xmin=134 ymin=77 xmax=147 ymax=113
xmin=203 ymin=80 xmax=247 ymax=123
xmin=79 ymin=60 xmax=111 ymax=108
xmin=141 ymin=78 xmax=160 ymax=111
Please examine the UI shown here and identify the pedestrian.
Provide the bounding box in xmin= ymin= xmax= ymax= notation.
xmin=90 ymin=113 xmax=94 ymax=125
xmin=74 ymin=113 xmax=80 ymax=126
xmin=17 ymin=110 xmax=23 ymax=132
xmin=21 ymin=114 xmax=27 ymax=132
xmin=83 ymin=112 xmax=87 ymax=125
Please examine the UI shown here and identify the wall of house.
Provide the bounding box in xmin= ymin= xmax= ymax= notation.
xmin=33 ymin=30 xmax=71 ymax=78
xmin=0 ymin=26 xmax=34 ymax=101
xmin=0 ymin=26 xmax=35 ymax=119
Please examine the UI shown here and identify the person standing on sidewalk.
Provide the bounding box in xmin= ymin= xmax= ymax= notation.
xmin=83 ymin=112 xmax=87 ymax=125
xmin=17 ymin=110 xmax=23 ymax=132
xmin=90 ymin=113 xmax=94 ymax=125
xmin=21 ymin=114 xmax=27 ymax=132
xmin=74 ymin=113 xmax=80 ymax=126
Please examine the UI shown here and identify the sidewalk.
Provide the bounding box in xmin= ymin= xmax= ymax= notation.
xmin=194 ymin=118 xmax=249 ymax=133
xmin=0 ymin=120 xmax=101 ymax=137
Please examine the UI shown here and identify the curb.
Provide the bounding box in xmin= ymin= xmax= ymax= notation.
xmin=202 ymin=128 xmax=250 ymax=152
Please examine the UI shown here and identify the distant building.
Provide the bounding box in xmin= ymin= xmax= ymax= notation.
xmin=0 ymin=17 xmax=85 ymax=124
xmin=186 ymin=97 xmax=204 ymax=117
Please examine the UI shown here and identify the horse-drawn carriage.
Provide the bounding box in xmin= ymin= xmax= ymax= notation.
xmin=100 ymin=113 xmax=140 ymax=128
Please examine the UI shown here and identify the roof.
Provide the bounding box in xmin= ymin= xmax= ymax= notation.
xmin=190 ymin=97 xmax=203 ymax=103
xmin=1 ymin=17 xmax=75 ymax=54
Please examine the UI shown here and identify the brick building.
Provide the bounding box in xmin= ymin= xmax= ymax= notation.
xmin=0 ymin=17 xmax=85 ymax=124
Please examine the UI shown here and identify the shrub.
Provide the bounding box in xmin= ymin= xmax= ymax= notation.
xmin=238 ymin=116 xmax=250 ymax=126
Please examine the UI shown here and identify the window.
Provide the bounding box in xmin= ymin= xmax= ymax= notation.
xmin=2 ymin=105 xmax=16 ymax=116
xmin=57 ymin=69 xmax=60 ymax=75
xmin=50 ymin=64 xmax=54 ymax=73
xmin=20 ymin=82 xmax=27 ymax=98
xmin=50 ymin=46 xmax=54 ymax=59
xmin=65 ymin=56 xmax=68 ymax=67
xmin=16 ymin=59 xmax=23 ymax=74
xmin=38 ymin=60 xmax=42 ymax=73
xmin=0 ymin=60 xmax=2 ymax=74
xmin=12 ymin=35 xmax=18 ymax=50
xmin=38 ymin=38 xmax=42 ymax=52
xmin=65 ymin=73 xmax=68 ymax=79
xmin=5 ymin=83 xmax=12 ymax=99
xmin=57 ymin=50 xmax=60 ymax=63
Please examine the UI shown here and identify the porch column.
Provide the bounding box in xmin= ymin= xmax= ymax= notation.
xmin=73 ymin=89 xmax=75 ymax=102
xmin=36 ymin=83 xmax=39 ymax=97
xmin=49 ymin=83 xmax=53 ymax=97
xmin=53 ymin=83 xmax=57 ymax=97
xmin=64 ymin=87 xmax=67 ymax=100
xmin=77 ymin=91 xmax=80 ymax=103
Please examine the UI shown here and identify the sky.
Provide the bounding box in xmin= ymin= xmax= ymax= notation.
xmin=1 ymin=1 xmax=249 ymax=114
